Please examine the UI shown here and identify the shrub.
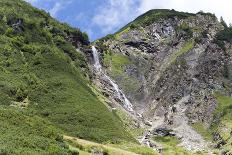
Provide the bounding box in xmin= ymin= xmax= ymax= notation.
xmin=70 ymin=150 xmax=79 ymax=155
xmin=177 ymin=23 xmax=193 ymax=39
xmin=130 ymin=23 xmax=138 ymax=29
xmin=214 ymin=26 xmax=232 ymax=49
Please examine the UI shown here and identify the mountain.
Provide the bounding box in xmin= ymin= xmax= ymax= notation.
xmin=94 ymin=9 xmax=232 ymax=154
xmin=0 ymin=0 xmax=231 ymax=155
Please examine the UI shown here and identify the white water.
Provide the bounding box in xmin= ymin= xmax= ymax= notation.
xmin=92 ymin=46 xmax=134 ymax=112
xmin=92 ymin=46 xmax=102 ymax=71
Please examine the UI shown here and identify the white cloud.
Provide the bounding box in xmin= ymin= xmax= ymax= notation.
xmin=49 ymin=2 xmax=63 ymax=17
xmin=25 ymin=0 xmax=72 ymax=18
xmin=24 ymin=0 xmax=39 ymax=4
xmin=75 ymin=13 xmax=85 ymax=21
xmin=92 ymin=0 xmax=140 ymax=34
xmin=49 ymin=0 xmax=73 ymax=17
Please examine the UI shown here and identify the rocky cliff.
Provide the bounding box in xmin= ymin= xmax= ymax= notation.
xmin=93 ymin=9 xmax=232 ymax=154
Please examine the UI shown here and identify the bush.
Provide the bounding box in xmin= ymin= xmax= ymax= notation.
xmin=177 ymin=23 xmax=193 ymax=39
xmin=70 ymin=150 xmax=79 ymax=155
xmin=103 ymin=149 xmax=109 ymax=155
xmin=215 ymin=26 xmax=232 ymax=49
xmin=130 ymin=23 xmax=138 ymax=29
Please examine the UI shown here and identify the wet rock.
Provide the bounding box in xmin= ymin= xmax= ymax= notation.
xmin=153 ymin=128 xmax=175 ymax=137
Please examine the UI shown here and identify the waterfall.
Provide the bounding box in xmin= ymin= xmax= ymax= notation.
xmin=92 ymin=46 xmax=102 ymax=71
xmin=92 ymin=46 xmax=134 ymax=112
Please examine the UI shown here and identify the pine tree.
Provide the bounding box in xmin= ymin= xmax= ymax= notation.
xmin=220 ymin=16 xmax=228 ymax=28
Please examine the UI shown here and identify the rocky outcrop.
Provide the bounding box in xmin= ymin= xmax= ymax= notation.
xmin=93 ymin=10 xmax=232 ymax=153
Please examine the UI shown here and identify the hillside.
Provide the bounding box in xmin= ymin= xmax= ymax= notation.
xmin=0 ymin=0 xmax=136 ymax=154
xmin=95 ymin=9 xmax=232 ymax=154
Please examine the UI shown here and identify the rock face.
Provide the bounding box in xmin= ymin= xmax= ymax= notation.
xmin=93 ymin=10 xmax=232 ymax=153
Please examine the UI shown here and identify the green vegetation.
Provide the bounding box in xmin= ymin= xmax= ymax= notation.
xmin=193 ymin=93 xmax=232 ymax=154
xmin=171 ymin=40 xmax=194 ymax=63
xmin=215 ymin=26 xmax=232 ymax=48
xmin=176 ymin=22 xmax=193 ymax=39
xmin=0 ymin=0 xmax=135 ymax=153
xmin=110 ymin=53 xmax=131 ymax=75
xmin=67 ymin=140 xmax=108 ymax=155
xmin=211 ymin=93 xmax=232 ymax=131
xmin=192 ymin=122 xmax=212 ymax=141
xmin=215 ymin=19 xmax=232 ymax=49
xmin=161 ymin=40 xmax=194 ymax=72
xmin=117 ymin=9 xmax=194 ymax=34
xmin=196 ymin=11 xmax=217 ymax=19
xmin=113 ymin=142 xmax=159 ymax=155
xmin=212 ymin=93 xmax=232 ymax=154
xmin=153 ymin=136 xmax=208 ymax=155
xmin=113 ymin=108 xmax=145 ymax=137
xmin=65 ymin=135 xmax=157 ymax=155
xmin=103 ymin=51 xmax=140 ymax=94
xmin=115 ymin=27 xmax=130 ymax=40
xmin=0 ymin=107 xmax=71 ymax=155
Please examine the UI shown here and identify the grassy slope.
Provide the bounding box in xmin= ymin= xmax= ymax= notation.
xmin=153 ymin=136 xmax=208 ymax=155
xmin=0 ymin=107 xmax=71 ymax=155
xmin=0 ymin=0 xmax=135 ymax=153
xmin=212 ymin=93 xmax=232 ymax=154
xmin=64 ymin=135 xmax=158 ymax=155
xmin=192 ymin=93 xmax=232 ymax=154
xmin=103 ymin=51 xmax=140 ymax=94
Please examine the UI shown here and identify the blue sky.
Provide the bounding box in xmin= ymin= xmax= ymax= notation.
xmin=25 ymin=0 xmax=231 ymax=41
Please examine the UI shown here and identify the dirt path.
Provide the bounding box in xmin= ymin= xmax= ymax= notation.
xmin=63 ymin=135 xmax=138 ymax=155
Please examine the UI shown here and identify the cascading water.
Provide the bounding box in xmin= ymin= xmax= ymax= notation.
xmin=92 ymin=46 xmax=102 ymax=71
xmin=92 ymin=47 xmax=157 ymax=150
xmin=92 ymin=46 xmax=134 ymax=112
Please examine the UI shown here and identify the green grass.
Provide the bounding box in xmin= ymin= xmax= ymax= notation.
xmin=170 ymin=40 xmax=194 ymax=65
xmin=103 ymin=51 xmax=140 ymax=94
xmin=0 ymin=107 xmax=71 ymax=155
xmin=65 ymin=135 xmax=152 ymax=155
xmin=154 ymin=40 xmax=194 ymax=80
xmin=192 ymin=122 xmax=212 ymax=141
xmin=153 ymin=136 xmax=208 ymax=155
xmin=113 ymin=108 xmax=145 ymax=137
xmin=0 ymin=0 xmax=135 ymax=153
xmin=192 ymin=93 xmax=232 ymax=154
xmin=104 ymin=52 xmax=132 ymax=75
xmin=212 ymin=93 xmax=232 ymax=154
xmin=212 ymin=93 xmax=232 ymax=135
xmin=110 ymin=142 xmax=159 ymax=155
xmin=115 ymin=27 xmax=130 ymax=39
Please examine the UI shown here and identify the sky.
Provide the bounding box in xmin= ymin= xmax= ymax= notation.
xmin=25 ymin=0 xmax=231 ymax=41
